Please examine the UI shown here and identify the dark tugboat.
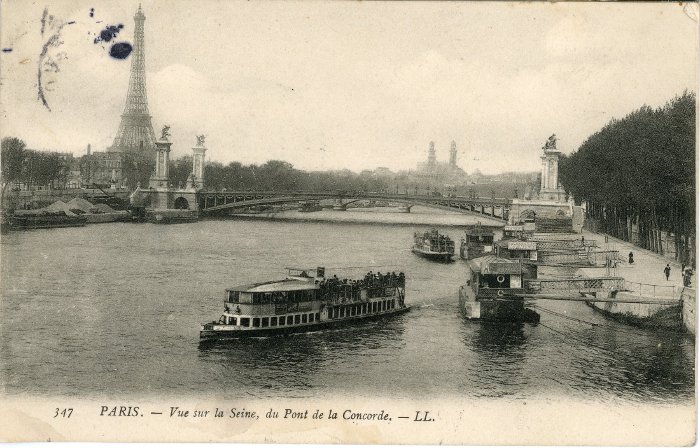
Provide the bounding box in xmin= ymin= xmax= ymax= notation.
xmin=200 ymin=267 xmax=410 ymax=341
xmin=458 ymin=255 xmax=539 ymax=323
xmin=459 ymin=223 xmax=495 ymax=260
xmin=412 ymin=229 xmax=455 ymax=262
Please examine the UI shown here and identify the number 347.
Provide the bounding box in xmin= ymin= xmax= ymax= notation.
xmin=53 ymin=408 xmax=73 ymax=418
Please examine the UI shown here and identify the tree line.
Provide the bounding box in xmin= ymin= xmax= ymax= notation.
xmin=198 ymin=159 xmax=390 ymax=193
xmin=3 ymin=136 xmax=538 ymax=205
xmin=1 ymin=137 xmax=71 ymax=188
xmin=0 ymin=138 xmax=391 ymax=195
xmin=559 ymin=91 xmax=695 ymax=264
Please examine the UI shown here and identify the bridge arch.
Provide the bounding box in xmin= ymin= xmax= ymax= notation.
xmin=519 ymin=209 xmax=536 ymax=220
xmin=174 ymin=196 xmax=190 ymax=210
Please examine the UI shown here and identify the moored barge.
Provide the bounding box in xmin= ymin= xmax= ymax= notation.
xmin=200 ymin=267 xmax=410 ymax=341
xmin=458 ymin=255 xmax=539 ymax=323
xmin=9 ymin=210 xmax=87 ymax=230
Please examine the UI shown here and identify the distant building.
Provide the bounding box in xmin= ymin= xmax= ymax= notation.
xmin=415 ymin=140 xmax=466 ymax=183
xmin=374 ymin=167 xmax=393 ymax=176
xmin=449 ymin=141 xmax=457 ymax=168
xmin=80 ymin=145 xmax=124 ymax=188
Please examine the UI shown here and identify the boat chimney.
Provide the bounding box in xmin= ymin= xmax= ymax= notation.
xmin=316 ymin=267 xmax=326 ymax=280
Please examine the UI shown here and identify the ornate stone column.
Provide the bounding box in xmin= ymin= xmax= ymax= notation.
xmin=192 ymin=135 xmax=208 ymax=190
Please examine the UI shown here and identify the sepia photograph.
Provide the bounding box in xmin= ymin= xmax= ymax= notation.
xmin=0 ymin=0 xmax=697 ymax=444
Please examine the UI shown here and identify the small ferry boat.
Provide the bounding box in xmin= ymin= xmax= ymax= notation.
xmin=412 ymin=229 xmax=455 ymax=262
xmin=200 ymin=267 xmax=410 ymax=341
xmin=299 ymin=200 xmax=323 ymax=213
xmin=459 ymin=223 xmax=495 ymax=260
xmin=458 ymin=255 xmax=539 ymax=323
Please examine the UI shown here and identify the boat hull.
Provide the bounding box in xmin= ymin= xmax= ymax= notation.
xmin=412 ymin=248 xmax=453 ymax=262
xmin=458 ymin=286 xmax=539 ymax=323
xmin=200 ymin=306 xmax=411 ymax=341
xmin=459 ymin=245 xmax=491 ymax=260
xmin=8 ymin=216 xmax=87 ymax=230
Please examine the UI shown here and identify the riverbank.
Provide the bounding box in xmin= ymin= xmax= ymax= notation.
xmin=226 ymin=207 xmax=505 ymax=228
xmin=581 ymin=229 xmax=695 ymax=334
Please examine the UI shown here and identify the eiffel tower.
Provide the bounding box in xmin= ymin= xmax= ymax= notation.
xmin=108 ymin=5 xmax=157 ymax=154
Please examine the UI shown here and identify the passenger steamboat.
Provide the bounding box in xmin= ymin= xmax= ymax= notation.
xmin=412 ymin=229 xmax=455 ymax=262
xmin=200 ymin=267 xmax=409 ymax=341
xmin=458 ymin=255 xmax=539 ymax=323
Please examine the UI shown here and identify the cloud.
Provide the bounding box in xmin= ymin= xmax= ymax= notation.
xmin=1 ymin=2 xmax=696 ymax=175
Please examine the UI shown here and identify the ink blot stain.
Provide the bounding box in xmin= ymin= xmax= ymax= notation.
xmin=67 ymin=21 xmax=76 ymax=25
xmin=94 ymin=24 xmax=124 ymax=44
xmin=89 ymin=8 xmax=94 ymax=18
xmin=109 ymin=42 xmax=132 ymax=59
xmin=2 ymin=48 xmax=12 ymax=52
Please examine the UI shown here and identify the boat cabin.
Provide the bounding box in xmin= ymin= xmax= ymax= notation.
xmin=460 ymin=223 xmax=496 ymax=259
xmin=466 ymin=255 xmax=531 ymax=290
xmin=503 ymin=223 xmax=535 ymax=239
xmin=460 ymin=255 xmax=539 ymax=323
xmin=495 ymin=240 xmax=538 ymax=262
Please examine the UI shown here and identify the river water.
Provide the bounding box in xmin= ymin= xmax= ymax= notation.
xmin=0 ymin=208 xmax=694 ymax=402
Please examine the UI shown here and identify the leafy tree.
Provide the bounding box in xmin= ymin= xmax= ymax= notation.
xmin=559 ymin=91 xmax=696 ymax=264
xmin=1 ymin=137 xmax=27 ymax=184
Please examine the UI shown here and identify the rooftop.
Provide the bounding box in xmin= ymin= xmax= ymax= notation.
xmin=467 ymin=255 xmax=524 ymax=275
xmin=226 ymin=278 xmax=318 ymax=293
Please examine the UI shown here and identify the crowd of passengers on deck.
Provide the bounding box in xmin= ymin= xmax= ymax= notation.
xmin=416 ymin=231 xmax=454 ymax=250
xmin=318 ymin=271 xmax=405 ymax=301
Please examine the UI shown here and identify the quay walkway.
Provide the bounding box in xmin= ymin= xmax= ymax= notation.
xmin=580 ymin=229 xmax=690 ymax=293
xmin=577 ymin=230 xmax=694 ymax=333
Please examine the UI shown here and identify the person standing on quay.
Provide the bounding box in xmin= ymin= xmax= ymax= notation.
xmin=628 ymin=252 xmax=634 ymax=264
xmin=664 ymin=264 xmax=671 ymax=281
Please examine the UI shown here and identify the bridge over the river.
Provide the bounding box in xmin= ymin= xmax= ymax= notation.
xmin=198 ymin=190 xmax=512 ymax=221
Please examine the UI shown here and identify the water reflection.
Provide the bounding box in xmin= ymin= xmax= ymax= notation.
xmin=197 ymin=316 xmax=408 ymax=398
xmin=458 ymin=321 xmax=531 ymax=398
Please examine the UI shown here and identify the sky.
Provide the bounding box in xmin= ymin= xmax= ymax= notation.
xmin=1 ymin=1 xmax=698 ymax=174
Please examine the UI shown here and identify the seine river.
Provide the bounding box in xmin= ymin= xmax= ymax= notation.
xmin=0 ymin=208 xmax=694 ymax=403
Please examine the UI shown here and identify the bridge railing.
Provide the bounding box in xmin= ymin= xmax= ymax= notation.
xmin=199 ymin=190 xmax=512 ymax=205
xmin=525 ymin=277 xmax=626 ymax=293
xmin=621 ymin=280 xmax=677 ymax=300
